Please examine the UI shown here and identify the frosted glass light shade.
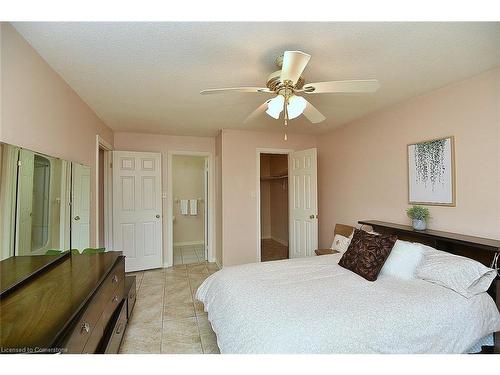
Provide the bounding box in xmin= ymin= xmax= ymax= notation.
xmin=287 ymin=95 xmax=307 ymax=119
xmin=265 ymin=95 xmax=285 ymax=119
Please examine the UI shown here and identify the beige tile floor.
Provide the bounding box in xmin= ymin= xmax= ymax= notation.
xmin=173 ymin=244 xmax=206 ymax=265
xmin=120 ymin=262 xmax=220 ymax=354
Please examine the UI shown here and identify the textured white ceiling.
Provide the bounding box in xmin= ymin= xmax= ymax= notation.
xmin=12 ymin=22 xmax=500 ymax=136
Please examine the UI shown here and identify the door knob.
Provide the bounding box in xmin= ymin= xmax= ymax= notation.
xmin=309 ymin=215 xmax=315 ymax=219
xmin=74 ymin=216 xmax=80 ymax=221
xmin=156 ymin=214 xmax=161 ymax=218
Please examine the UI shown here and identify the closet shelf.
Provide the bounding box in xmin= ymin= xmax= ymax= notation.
xmin=260 ymin=174 xmax=288 ymax=181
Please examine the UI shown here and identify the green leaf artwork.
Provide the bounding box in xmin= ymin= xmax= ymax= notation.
xmin=413 ymin=139 xmax=446 ymax=191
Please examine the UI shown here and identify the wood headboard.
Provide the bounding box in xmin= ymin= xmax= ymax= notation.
xmin=358 ymin=220 xmax=500 ymax=268
xmin=334 ymin=224 xmax=355 ymax=238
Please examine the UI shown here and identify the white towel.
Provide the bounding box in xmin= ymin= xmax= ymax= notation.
xmin=189 ymin=199 xmax=198 ymax=216
xmin=180 ymin=199 xmax=189 ymax=215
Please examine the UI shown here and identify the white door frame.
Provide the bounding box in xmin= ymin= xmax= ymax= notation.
xmin=95 ymin=135 xmax=113 ymax=250
xmin=166 ymin=151 xmax=215 ymax=267
xmin=0 ymin=145 xmax=19 ymax=259
xmin=256 ymin=148 xmax=294 ymax=262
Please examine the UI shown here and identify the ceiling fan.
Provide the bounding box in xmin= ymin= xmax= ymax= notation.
xmin=200 ymin=51 xmax=380 ymax=138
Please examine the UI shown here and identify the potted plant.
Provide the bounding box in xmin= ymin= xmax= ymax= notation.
xmin=406 ymin=205 xmax=430 ymax=230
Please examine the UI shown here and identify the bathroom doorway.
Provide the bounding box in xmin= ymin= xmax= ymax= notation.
xmin=171 ymin=154 xmax=208 ymax=265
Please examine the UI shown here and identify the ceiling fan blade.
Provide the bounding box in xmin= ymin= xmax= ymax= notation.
xmin=302 ymin=99 xmax=326 ymax=124
xmin=280 ymin=51 xmax=311 ymax=85
xmin=200 ymin=87 xmax=272 ymax=95
xmin=244 ymin=100 xmax=272 ymax=123
xmin=302 ymin=79 xmax=380 ymax=94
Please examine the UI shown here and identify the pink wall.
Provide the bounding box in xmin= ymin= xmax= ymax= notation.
xmin=317 ymin=68 xmax=500 ymax=248
xmin=0 ymin=23 xmax=114 ymax=247
xmin=221 ymin=129 xmax=316 ymax=266
xmin=113 ymin=132 xmax=215 ymax=264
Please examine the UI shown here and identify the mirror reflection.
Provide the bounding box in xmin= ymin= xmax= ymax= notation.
xmin=16 ymin=149 xmax=72 ymax=256
xmin=0 ymin=142 xmax=90 ymax=260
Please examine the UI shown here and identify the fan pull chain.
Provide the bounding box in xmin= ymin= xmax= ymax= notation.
xmin=283 ymin=95 xmax=289 ymax=140
xmin=284 ymin=96 xmax=289 ymax=127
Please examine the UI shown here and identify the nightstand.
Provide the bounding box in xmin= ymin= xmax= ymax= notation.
xmin=314 ymin=249 xmax=339 ymax=256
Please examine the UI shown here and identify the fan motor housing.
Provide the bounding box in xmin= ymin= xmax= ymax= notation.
xmin=266 ymin=70 xmax=305 ymax=92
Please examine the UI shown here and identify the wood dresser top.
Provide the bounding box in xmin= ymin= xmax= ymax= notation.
xmin=0 ymin=252 xmax=122 ymax=351
xmin=1 ymin=253 xmax=69 ymax=296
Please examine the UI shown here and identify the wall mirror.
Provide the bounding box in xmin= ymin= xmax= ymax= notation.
xmin=0 ymin=142 xmax=91 ymax=260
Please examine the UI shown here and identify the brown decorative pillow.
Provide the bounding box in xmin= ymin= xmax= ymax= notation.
xmin=338 ymin=229 xmax=397 ymax=281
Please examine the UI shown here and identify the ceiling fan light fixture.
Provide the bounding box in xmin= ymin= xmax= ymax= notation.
xmin=201 ymin=50 xmax=379 ymax=129
xmin=287 ymin=95 xmax=307 ymax=119
xmin=265 ymin=95 xmax=285 ymax=119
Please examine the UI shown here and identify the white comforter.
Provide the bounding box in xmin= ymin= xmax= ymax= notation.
xmin=196 ymin=254 xmax=500 ymax=354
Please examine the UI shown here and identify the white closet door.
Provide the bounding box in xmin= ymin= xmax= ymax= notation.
xmin=71 ymin=163 xmax=91 ymax=251
xmin=288 ymin=148 xmax=318 ymax=258
xmin=113 ymin=151 xmax=163 ymax=272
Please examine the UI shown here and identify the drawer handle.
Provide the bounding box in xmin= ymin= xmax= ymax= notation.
xmin=113 ymin=295 xmax=119 ymax=303
xmin=112 ymin=275 xmax=118 ymax=283
xmin=81 ymin=322 xmax=90 ymax=334
xmin=116 ymin=323 xmax=124 ymax=335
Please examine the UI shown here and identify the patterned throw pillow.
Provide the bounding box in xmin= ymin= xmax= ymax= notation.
xmin=339 ymin=229 xmax=397 ymax=281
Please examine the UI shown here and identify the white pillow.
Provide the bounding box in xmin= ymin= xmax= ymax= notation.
xmin=379 ymin=240 xmax=424 ymax=280
xmin=415 ymin=244 xmax=497 ymax=298
xmin=330 ymin=233 xmax=352 ymax=253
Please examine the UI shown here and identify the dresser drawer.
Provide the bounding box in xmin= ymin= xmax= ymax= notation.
xmin=81 ymin=314 xmax=105 ymax=354
xmin=101 ymin=277 xmax=124 ymax=327
xmin=81 ymin=279 xmax=124 ymax=353
xmin=125 ymin=276 xmax=136 ymax=320
xmin=103 ymin=300 xmax=127 ymax=354
xmin=64 ymin=294 xmax=105 ymax=353
xmin=63 ymin=258 xmax=125 ymax=353
xmin=100 ymin=259 xmax=125 ymax=299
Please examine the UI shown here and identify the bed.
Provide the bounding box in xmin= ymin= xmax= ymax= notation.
xmin=196 ymin=222 xmax=500 ymax=354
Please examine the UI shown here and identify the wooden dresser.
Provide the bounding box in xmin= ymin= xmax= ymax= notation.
xmin=0 ymin=251 xmax=133 ymax=354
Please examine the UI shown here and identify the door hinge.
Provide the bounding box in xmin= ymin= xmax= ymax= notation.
xmin=17 ymin=160 xmax=22 ymax=166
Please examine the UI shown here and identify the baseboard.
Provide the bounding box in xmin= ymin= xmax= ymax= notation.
xmin=173 ymin=240 xmax=204 ymax=247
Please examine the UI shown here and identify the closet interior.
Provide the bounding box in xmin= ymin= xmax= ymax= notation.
xmin=260 ymin=153 xmax=289 ymax=262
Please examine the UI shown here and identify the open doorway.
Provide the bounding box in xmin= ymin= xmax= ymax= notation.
xmin=259 ymin=153 xmax=289 ymax=262
xmin=96 ymin=135 xmax=113 ymax=250
xmin=98 ymin=147 xmax=105 ymax=248
xmin=171 ymin=155 xmax=208 ymax=265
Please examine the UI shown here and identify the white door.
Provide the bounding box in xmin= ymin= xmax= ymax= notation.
xmin=16 ymin=149 xmax=34 ymax=255
xmin=113 ymin=151 xmax=163 ymax=272
xmin=71 ymin=163 xmax=91 ymax=251
xmin=288 ymin=148 xmax=318 ymax=258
